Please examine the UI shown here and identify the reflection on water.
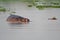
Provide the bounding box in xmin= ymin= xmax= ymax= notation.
xmin=8 ymin=23 xmax=24 ymax=27
xmin=8 ymin=23 xmax=30 ymax=29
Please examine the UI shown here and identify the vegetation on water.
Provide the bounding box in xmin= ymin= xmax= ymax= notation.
xmin=28 ymin=5 xmax=32 ymax=7
xmin=0 ymin=0 xmax=60 ymax=10
xmin=36 ymin=6 xmax=60 ymax=9
xmin=0 ymin=7 xmax=6 ymax=12
xmin=11 ymin=11 xmax=16 ymax=13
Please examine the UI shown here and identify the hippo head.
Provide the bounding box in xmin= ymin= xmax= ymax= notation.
xmin=6 ymin=15 xmax=30 ymax=24
xmin=21 ymin=18 xmax=30 ymax=23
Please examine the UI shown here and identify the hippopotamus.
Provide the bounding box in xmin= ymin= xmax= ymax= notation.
xmin=48 ymin=17 xmax=57 ymax=20
xmin=7 ymin=14 xmax=30 ymax=24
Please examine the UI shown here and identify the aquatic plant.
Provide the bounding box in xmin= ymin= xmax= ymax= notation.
xmin=0 ymin=7 xmax=6 ymax=12
xmin=28 ymin=5 xmax=32 ymax=7
xmin=0 ymin=0 xmax=60 ymax=10
xmin=11 ymin=11 xmax=16 ymax=13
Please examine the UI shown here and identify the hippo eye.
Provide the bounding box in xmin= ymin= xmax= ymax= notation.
xmin=27 ymin=19 xmax=30 ymax=22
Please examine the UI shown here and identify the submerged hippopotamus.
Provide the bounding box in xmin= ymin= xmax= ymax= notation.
xmin=48 ymin=17 xmax=57 ymax=20
xmin=7 ymin=14 xmax=30 ymax=24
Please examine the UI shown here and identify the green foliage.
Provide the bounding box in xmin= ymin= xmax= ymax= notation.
xmin=36 ymin=5 xmax=60 ymax=9
xmin=0 ymin=0 xmax=60 ymax=10
xmin=12 ymin=11 xmax=16 ymax=13
xmin=36 ymin=6 xmax=45 ymax=9
xmin=51 ymin=6 xmax=60 ymax=8
xmin=0 ymin=7 xmax=6 ymax=12
xmin=28 ymin=5 xmax=32 ymax=7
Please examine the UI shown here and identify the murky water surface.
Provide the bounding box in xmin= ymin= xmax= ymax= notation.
xmin=0 ymin=2 xmax=60 ymax=40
